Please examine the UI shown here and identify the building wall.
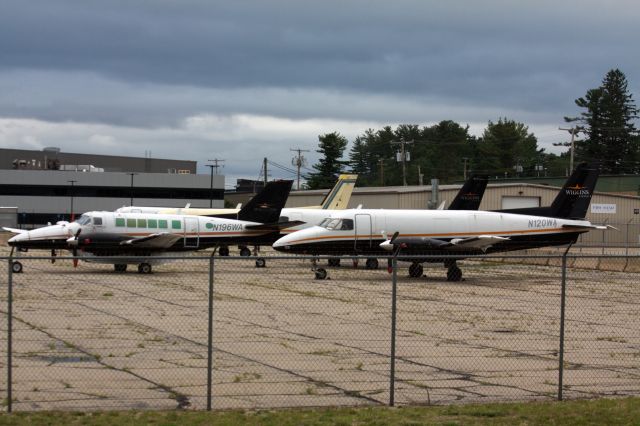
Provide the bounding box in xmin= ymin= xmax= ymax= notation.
xmin=0 ymin=148 xmax=196 ymax=174
xmin=0 ymin=170 xmax=224 ymax=226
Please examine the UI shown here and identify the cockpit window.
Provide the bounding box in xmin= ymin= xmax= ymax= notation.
xmin=322 ymin=218 xmax=354 ymax=231
xmin=93 ymin=217 xmax=103 ymax=225
xmin=75 ymin=215 xmax=91 ymax=225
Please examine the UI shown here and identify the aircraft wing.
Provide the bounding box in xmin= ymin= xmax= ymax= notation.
xmin=381 ymin=234 xmax=508 ymax=252
xmin=447 ymin=235 xmax=509 ymax=251
xmin=245 ymin=220 xmax=306 ymax=231
xmin=120 ymin=233 xmax=183 ymax=249
xmin=2 ymin=227 xmax=26 ymax=234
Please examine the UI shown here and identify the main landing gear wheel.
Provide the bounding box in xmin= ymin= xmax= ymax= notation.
xmin=365 ymin=258 xmax=379 ymax=270
xmin=137 ymin=263 xmax=152 ymax=274
xmin=447 ymin=265 xmax=463 ymax=282
xmin=239 ymin=247 xmax=252 ymax=257
xmin=11 ymin=261 xmax=23 ymax=274
xmin=218 ymin=246 xmax=230 ymax=257
xmin=114 ymin=264 xmax=127 ymax=272
xmin=255 ymin=257 xmax=266 ymax=268
xmin=408 ymin=262 xmax=423 ymax=278
xmin=314 ymin=268 xmax=328 ymax=280
xmin=327 ymin=258 xmax=341 ymax=267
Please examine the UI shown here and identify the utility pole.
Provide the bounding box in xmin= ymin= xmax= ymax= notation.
xmin=390 ymin=139 xmax=414 ymax=186
xmin=378 ymin=159 xmax=385 ymax=186
xmin=290 ymin=148 xmax=309 ymax=190
xmin=557 ymin=126 xmax=582 ymax=174
xmin=206 ymin=159 xmax=225 ymax=208
xmin=462 ymin=157 xmax=469 ymax=180
xmin=68 ymin=180 xmax=77 ymax=221
xmin=263 ymin=158 xmax=268 ymax=187
xmin=207 ymin=158 xmax=225 ymax=175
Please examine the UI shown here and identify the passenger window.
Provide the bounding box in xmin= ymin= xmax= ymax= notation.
xmin=137 ymin=219 xmax=147 ymax=228
xmin=127 ymin=218 xmax=136 ymax=227
xmin=93 ymin=217 xmax=103 ymax=225
xmin=159 ymin=220 xmax=168 ymax=229
xmin=115 ymin=218 xmax=125 ymax=227
xmin=171 ymin=220 xmax=181 ymax=230
xmin=148 ymin=219 xmax=157 ymax=228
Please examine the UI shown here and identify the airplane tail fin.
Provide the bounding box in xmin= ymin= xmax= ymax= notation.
xmin=448 ymin=175 xmax=488 ymax=210
xmin=237 ymin=180 xmax=294 ymax=223
xmin=500 ymin=162 xmax=599 ymax=219
xmin=319 ymin=174 xmax=358 ymax=209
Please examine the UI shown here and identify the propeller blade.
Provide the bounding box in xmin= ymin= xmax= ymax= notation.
xmin=389 ymin=231 xmax=400 ymax=244
xmin=51 ymin=249 xmax=56 ymax=264
xmin=72 ymin=248 xmax=79 ymax=268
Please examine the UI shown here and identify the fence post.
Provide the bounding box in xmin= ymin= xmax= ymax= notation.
xmin=389 ymin=257 xmax=397 ymax=407
xmin=7 ymin=258 xmax=13 ymax=413
xmin=558 ymin=252 xmax=567 ymax=401
xmin=206 ymin=255 xmax=214 ymax=411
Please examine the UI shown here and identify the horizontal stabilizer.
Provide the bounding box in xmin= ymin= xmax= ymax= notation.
xmin=120 ymin=233 xmax=182 ymax=249
xmin=245 ymin=220 xmax=305 ymax=231
xmin=2 ymin=227 xmax=26 ymax=234
xmin=562 ymin=224 xmax=613 ymax=231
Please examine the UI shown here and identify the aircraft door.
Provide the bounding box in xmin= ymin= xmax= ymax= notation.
xmin=354 ymin=214 xmax=372 ymax=251
xmin=183 ymin=217 xmax=200 ymax=248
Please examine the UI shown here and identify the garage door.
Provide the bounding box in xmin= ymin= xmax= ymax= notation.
xmin=501 ymin=196 xmax=540 ymax=209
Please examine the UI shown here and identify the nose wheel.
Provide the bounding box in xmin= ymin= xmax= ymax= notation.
xmin=311 ymin=258 xmax=328 ymax=280
xmin=11 ymin=261 xmax=23 ymax=274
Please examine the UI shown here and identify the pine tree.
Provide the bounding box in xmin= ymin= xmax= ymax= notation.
xmin=305 ymin=132 xmax=348 ymax=189
xmin=573 ymin=69 xmax=639 ymax=173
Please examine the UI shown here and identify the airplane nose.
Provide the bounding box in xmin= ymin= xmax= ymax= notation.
xmin=272 ymin=234 xmax=292 ymax=251
xmin=8 ymin=233 xmax=27 ymax=246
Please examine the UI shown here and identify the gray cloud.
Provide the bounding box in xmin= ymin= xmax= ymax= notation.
xmin=0 ymin=0 xmax=638 ymax=181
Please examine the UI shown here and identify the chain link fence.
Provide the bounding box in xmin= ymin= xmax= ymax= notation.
xmin=0 ymin=253 xmax=638 ymax=411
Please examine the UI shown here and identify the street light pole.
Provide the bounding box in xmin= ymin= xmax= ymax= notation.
xmin=128 ymin=173 xmax=137 ymax=206
xmin=68 ymin=180 xmax=77 ymax=221
xmin=205 ymin=165 xmax=215 ymax=208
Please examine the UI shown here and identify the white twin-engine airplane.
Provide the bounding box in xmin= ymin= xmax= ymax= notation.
xmin=7 ymin=180 xmax=299 ymax=273
xmin=273 ymin=163 xmax=607 ymax=281
xmin=273 ymin=209 xmax=605 ymax=280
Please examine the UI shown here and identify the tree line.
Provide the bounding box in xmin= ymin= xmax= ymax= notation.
xmin=305 ymin=69 xmax=639 ymax=189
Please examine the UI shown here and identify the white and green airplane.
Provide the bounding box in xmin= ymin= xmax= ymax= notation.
xmin=115 ymin=174 xmax=358 ymax=256
xmin=6 ymin=180 xmax=298 ymax=274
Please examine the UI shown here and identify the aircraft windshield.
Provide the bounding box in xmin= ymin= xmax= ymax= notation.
xmin=322 ymin=218 xmax=354 ymax=231
xmin=75 ymin=215 xmax=91 ymax=225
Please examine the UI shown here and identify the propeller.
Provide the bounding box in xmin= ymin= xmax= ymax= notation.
xmin=380 ymin=231 xmax=401 ymax=274
xmin=66 ymin=228 xmax=82 ymax=268
xmin=51 ymin=249 xmax=56 ymax=264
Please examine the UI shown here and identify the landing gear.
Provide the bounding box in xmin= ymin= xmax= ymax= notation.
xmin=408 ymin=262 xmax=423 ymax=278
xmin=314 ymin=268 xmax=328 ymax=280
xmin=239 ymin=246 xmax=251 ymax=257
xmin=11 ymin=261 xmax=23 ymax=274
xmin=446 ymin=264 xmax=463 ymax=282
xmin=365 ymin=258 xmax=379 ymax=270
xmin=311 ymin=258 xmax=328 ymax=280
xmin=114 ymin=264 xmax=127 ymax=272
xmin=255 ymin=258 xmax=266 ymax=268
xmin=218 ymin=246 xmax=230 ymax=257
xmin=137 ymin=263 xmax=152 ymax=274
xmin=327 ymin=257 xmax=341 ymax=267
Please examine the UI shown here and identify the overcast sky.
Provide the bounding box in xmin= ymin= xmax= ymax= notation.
xmin=1 ymin=0 xmax=638 ymax=186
